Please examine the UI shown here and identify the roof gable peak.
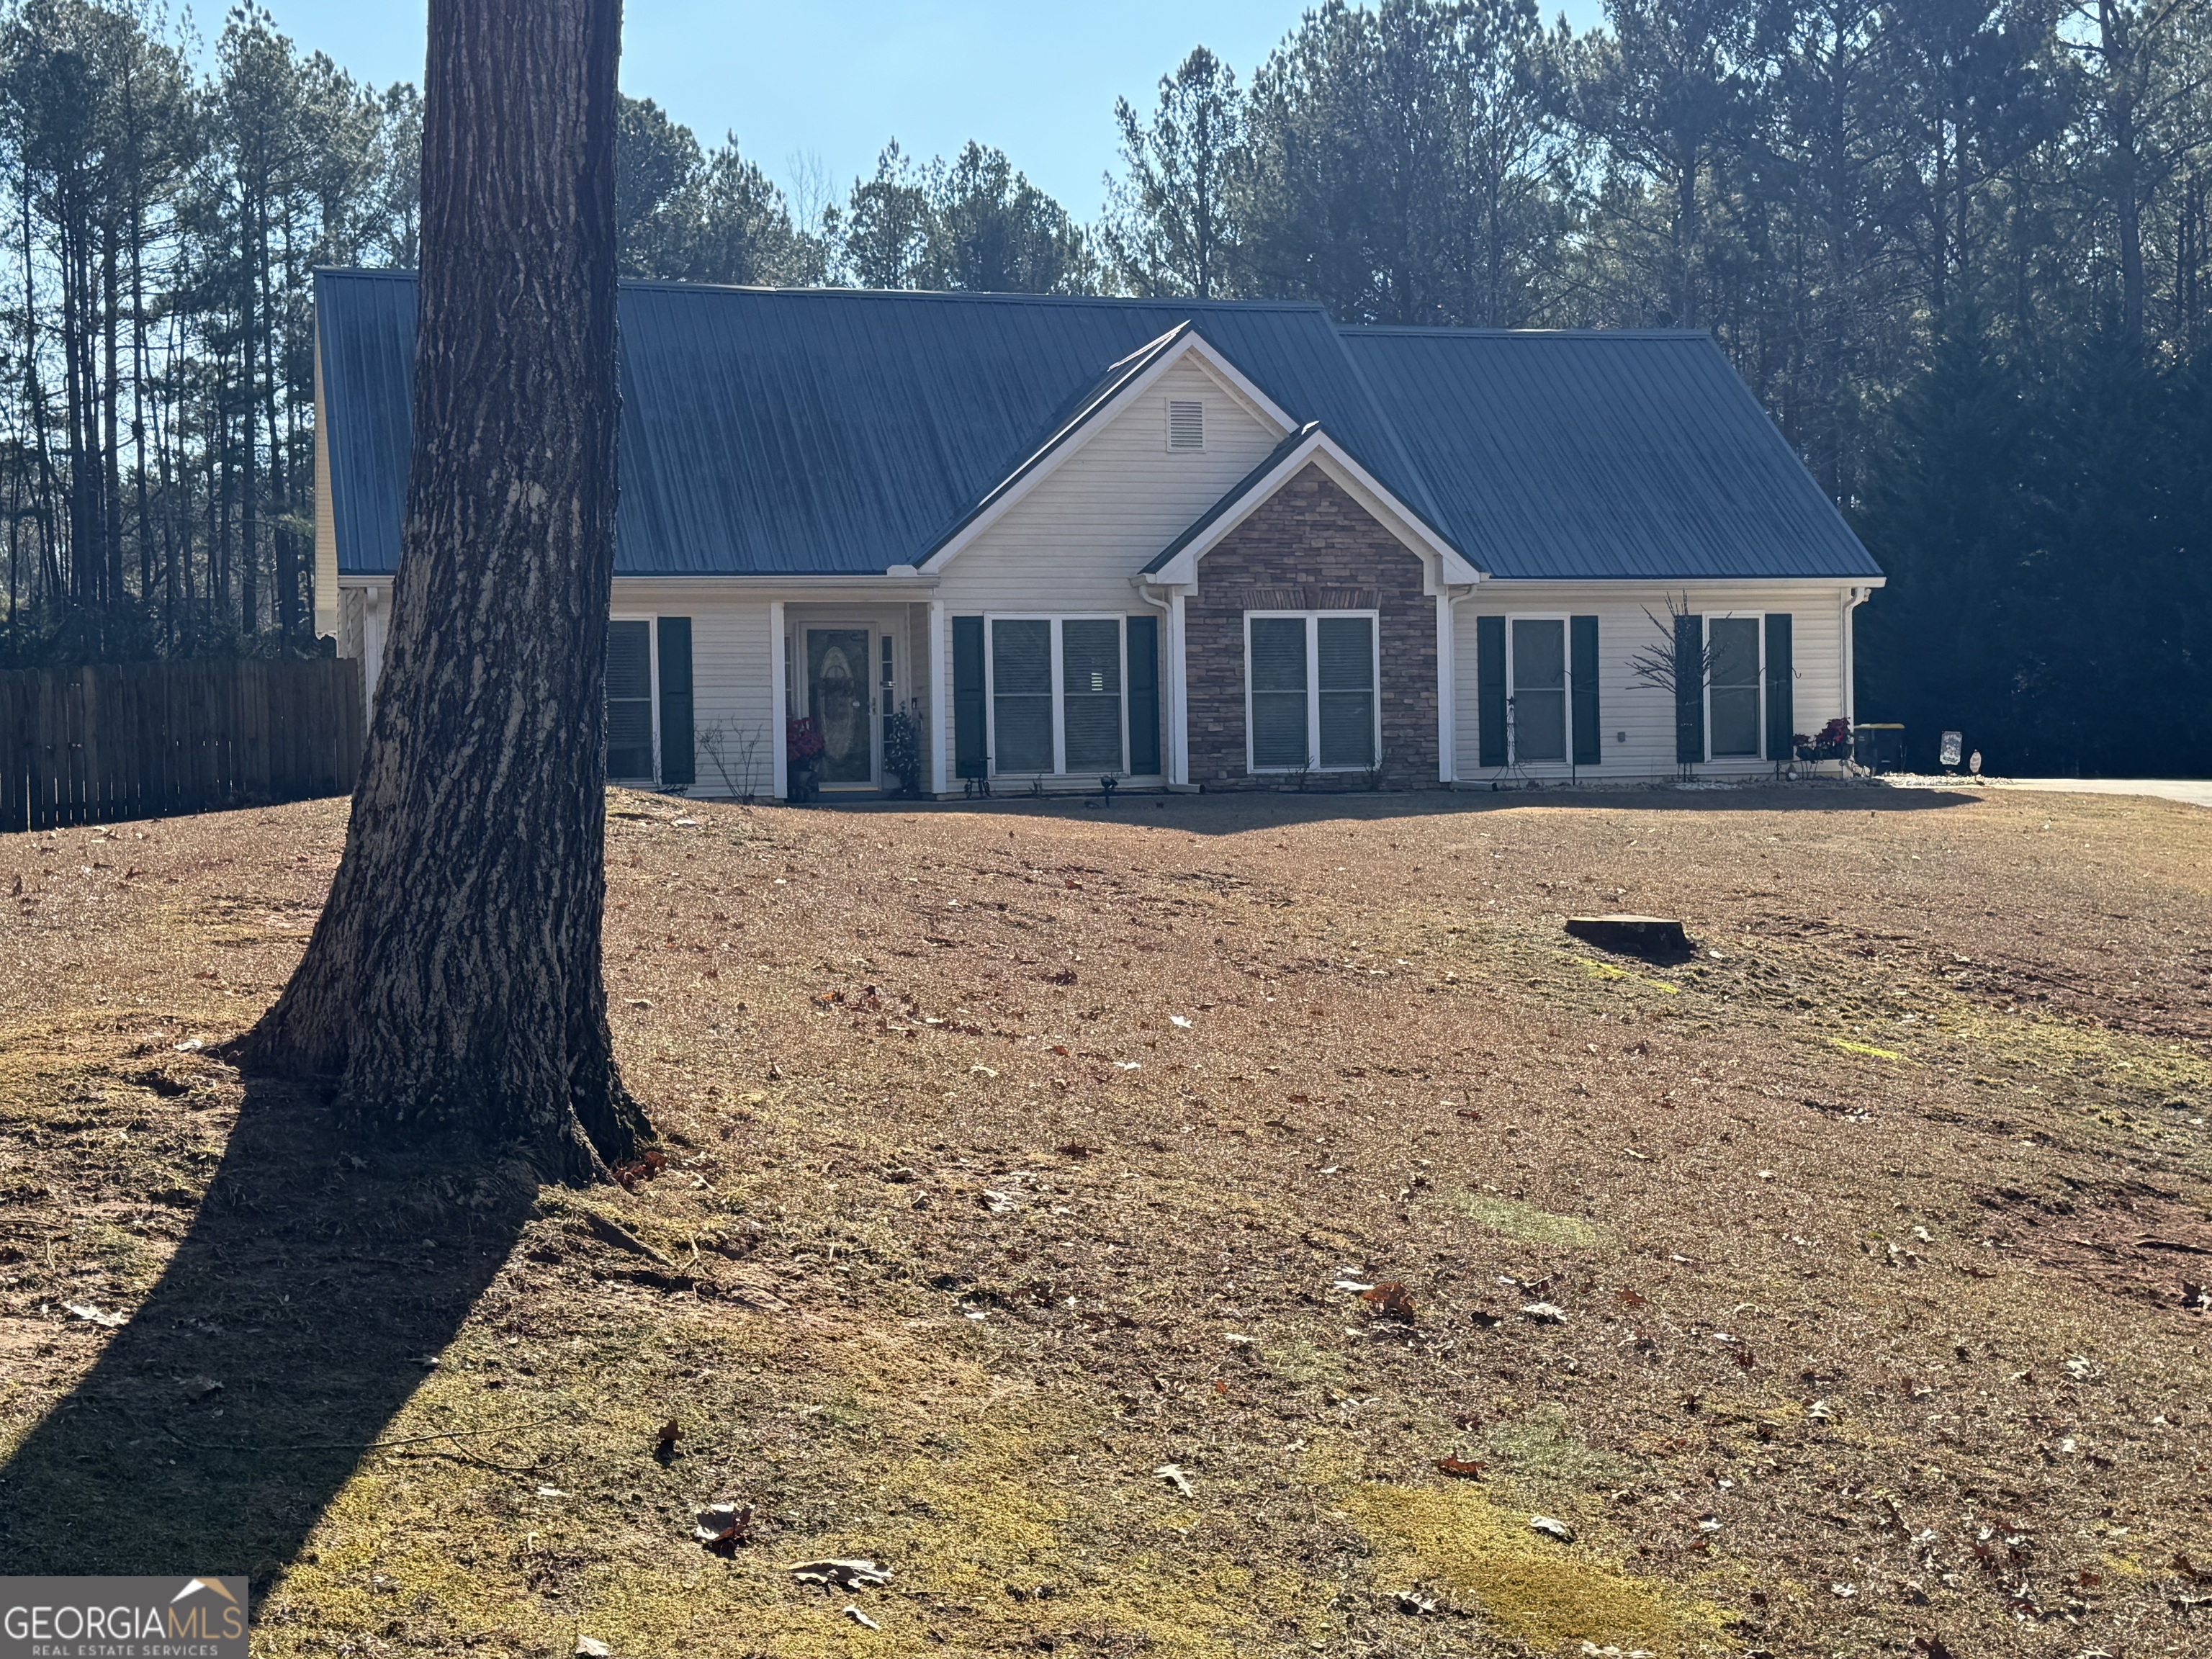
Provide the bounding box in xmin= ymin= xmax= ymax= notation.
xmin=917 ymin=325 xmax=1298 ymax=573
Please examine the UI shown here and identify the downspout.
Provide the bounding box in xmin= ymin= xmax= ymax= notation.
xmin=927 ymin=598 xmax=948 ymax=795
xmin=769 ymin=601 xmax=788 ymax=799
xmin=1437 ymin=578 xmax=1481 ymax=786
xmin=1131 ymin=578 xmax=1192 ymax=789
xmin=1435 ymin=588 xmax=1455 ymax=786
xmin=1841 ymin=585 xmax=1868 ymax=725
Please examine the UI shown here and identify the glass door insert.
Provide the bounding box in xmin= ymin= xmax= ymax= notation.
xmin=806 ymin=627 xmax=876 ymax=786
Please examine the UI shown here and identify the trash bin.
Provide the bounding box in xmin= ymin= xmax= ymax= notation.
xmin=1854 ymin=723 xmax=1905 ymax=773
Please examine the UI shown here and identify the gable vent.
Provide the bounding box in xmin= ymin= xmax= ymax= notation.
xmin=1167 ymin=399 xmax=1205 ymax=451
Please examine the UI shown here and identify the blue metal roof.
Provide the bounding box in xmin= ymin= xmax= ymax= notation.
xmin=1338 ymin=328 xmax=1882 ymax=581
xmin=317 ymin=271 xmax=1879 ymax=583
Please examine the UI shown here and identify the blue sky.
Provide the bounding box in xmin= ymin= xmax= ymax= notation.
xmin=227 ymin=1 xmax=1606 ymax=220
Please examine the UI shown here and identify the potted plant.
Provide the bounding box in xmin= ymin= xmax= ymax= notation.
xmin=884 ymin=700 xmax=925 ymax=798
xmin=786 ymin=715 xmax=824 ymax=803
xmin=1794 ymin=717 xmax=1853 ymax=766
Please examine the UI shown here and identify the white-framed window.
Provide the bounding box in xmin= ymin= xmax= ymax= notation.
xmin=984 ymin=614 xmax=1129 ymax=776
xmin=1706 ymin=613 xmax=1765 ymax=758
xmin=1505 ymin=613 xmax=1569 ymax=763
xmin=606 ymin=614 xmax=659 ymax=782
xmin=1245 ymin=610 xmax=1380 ymax=772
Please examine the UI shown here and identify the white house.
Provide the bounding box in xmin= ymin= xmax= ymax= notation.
xmin=313 ymin=272 xmax=1882 ymax=799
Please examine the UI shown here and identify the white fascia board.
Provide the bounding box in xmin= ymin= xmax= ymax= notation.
xmin=613 ymin=573 xmax=940 ymax=598
xmin=919 ymin=332 xmax=1299 ymax=575
xmin=1147 ymin=429 xmax=1483 ymax=591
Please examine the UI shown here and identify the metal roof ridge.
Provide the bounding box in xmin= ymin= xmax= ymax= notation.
xmin=1341 ymin=324 xmax=1719 ymax=340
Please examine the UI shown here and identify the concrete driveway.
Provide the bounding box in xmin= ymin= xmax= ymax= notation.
xmin=1987 ymin=777 xmax=2212 ymax=810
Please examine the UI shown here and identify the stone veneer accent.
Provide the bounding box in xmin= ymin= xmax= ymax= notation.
xmin=1184 ymin=463 xmax=1438 ymax=788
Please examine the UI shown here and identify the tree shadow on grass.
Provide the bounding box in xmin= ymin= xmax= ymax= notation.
xmin=0 ymin=1076 xmax=537 ymax=1599
xmin=824 ymin=780 xmax=1987 ymax=833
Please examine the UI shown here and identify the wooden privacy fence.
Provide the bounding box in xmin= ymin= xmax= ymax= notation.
xmin=1 ymin=657 xmax=366 ymax=831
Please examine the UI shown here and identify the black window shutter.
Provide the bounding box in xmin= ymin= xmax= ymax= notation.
xmin=1764 ymin=613 xmax=1794 ymax=762
xmin=1126 ymin=614 xmax=1161 ymax=775
xmin=1476 ymin=614 xmax=1506 ymax=768
xmin=953 ymin=616 xmax=986 ymax=778
xmin=1570 ymin=614 xmax=1601 ymax=766
xmin=657 ymin=616 xmax=694 ymax=786
xmin=1674 ymin=612 xmax=1706 ymax=764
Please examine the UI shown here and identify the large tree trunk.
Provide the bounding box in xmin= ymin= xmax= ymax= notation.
xmin=246 ymin=0 xmax=647 ymax=1184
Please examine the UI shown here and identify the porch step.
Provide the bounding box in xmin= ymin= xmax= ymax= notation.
xmin=1563 ymin=914 xmax=1692 ymax=956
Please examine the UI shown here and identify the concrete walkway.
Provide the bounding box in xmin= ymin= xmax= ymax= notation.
xmin=1986 ymin=777 xmax=2212 ymax=810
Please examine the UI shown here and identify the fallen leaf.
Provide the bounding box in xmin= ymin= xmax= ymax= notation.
xmin=1169 ymin=1014 xmax=1192 ymax=1028
xmin=612 ymin=1150 xmax=668 ymax=1192
xmin=1156 ymin=1463 xmax=1193 ymax=1498
xmin=1393 ymin=1589 xmax=1438 ymax=1617
xmin=693 ymin=1503 xmax=753 ymax=1556
xmin=181 ymin=1375 xmax=222 ymax=1401
xmin=1434 ymin=1457 xmax=1484 ymax=1479
xmin=1530 ymin=1515 xmax=1575 ymax=1543
xmin=979 ymin=1190 xmax=1018 ymax=1215
xmin=1360 ymin=1282 xmax=1416 ymax=1321
xmin=576 ymin=1640 xmax=611 ymax=1658
xmin=842 ymin=1605 xmax=881 ymax=1630
xmin=63 ymin=1303 xmax=125 ymax=1328
xmin=785 ymin=1558 xmax=891 ymax=1589
xmin=1519 ymin=1301 xmax=1567 ymax=1324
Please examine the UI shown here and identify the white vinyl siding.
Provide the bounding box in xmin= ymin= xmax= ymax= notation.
xmin=609 ymin=583 xmax=778 ymax=800
xmin=931 ymin=355 xmax=1282 ymax=783
xmin=1453 ymin=583 xmax=1858 ymax=782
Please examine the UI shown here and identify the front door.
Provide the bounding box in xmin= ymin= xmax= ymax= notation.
xmin=806 ymin=627 xmax=875 ymax=786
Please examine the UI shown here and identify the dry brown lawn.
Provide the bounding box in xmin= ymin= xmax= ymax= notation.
xmin=1 ymin=781 xmax=2209 ymax=1659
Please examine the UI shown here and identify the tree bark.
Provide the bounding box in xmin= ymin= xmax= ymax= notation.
xmin=246 ymin=0 xmax=647 ymax=1184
